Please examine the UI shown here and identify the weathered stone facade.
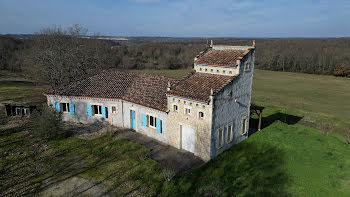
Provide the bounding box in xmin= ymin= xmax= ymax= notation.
xmin=47 ymin=96 xmax=169 ymax=143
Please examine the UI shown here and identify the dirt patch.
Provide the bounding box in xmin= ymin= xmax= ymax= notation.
xmin=116 ymin=129 xmax=204 ymax=174
xmin=39 ymin=176 xmax=113 ymax=197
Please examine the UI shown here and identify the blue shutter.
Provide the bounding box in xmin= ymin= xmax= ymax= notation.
xmin=87 ymin=104 xmax=92 ymax=116
xmin=142 ymin=114 xmax=147 ymax=127
xmin=69 ymin=103 xmax=75 ymax=115
xmin=156 ymin=118 xmax=162 ymax=133
xmin=102 ymin=106 xmax=106 ymax=118
xmin=55 ymin=102 xmax=60 ymax=112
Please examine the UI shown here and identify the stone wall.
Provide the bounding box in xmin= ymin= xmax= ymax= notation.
xmin=47 ymin=96 xmax=168 ymax=143
xmin=166 ymin=95 xmax=213 ymax=161
xmin=210 ymin=49 xmax=255 ymax=158
xmin=193 ymin=64 xmax=239 ymax=76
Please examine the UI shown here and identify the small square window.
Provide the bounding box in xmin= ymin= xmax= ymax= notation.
xmin=111 ymin=106 xmax=117 ymax=114
xmin=199 ymin=112 xmax=204 ymax=119
xmin=205 ymin=69 xmax=208 ymax=71
xmin=185 ymin=108 xmax=191 ymax=115
xmin=229 ymin=71 xmax=232 ymax=74
xmin=217 ymin=70 xmax=219 ymax=72
xmin=173 ymin=105 xmax=178 ymax=112
xmin=223 ymin=70 xmax=226 ymax=73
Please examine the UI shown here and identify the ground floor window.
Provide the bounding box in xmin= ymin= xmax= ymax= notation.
xmin=226 ymin=123 xmax=233 ymax=143
xmin=61 ymin=103 xmax=70 ymax=113
xmin=111 ymin=105 xmax=117 ymax=114
xmin=242 ymin=117 xmax=248 ymax=135
xmin=92 ymin=105 xmax=102 ymax=115
xmin=216 ymin=127 xmax=224 ymax=149
xmin=148 ymin=115 xmax=157 ymax=128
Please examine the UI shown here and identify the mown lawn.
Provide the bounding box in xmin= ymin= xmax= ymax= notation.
xmin=161 ymin=122 xmax=350 ymax=197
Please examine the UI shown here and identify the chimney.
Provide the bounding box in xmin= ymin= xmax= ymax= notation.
xmin=210 ymin=40 xmax=213 ymax=48
xmin=167 ymin=81 xmax=171 ymax=91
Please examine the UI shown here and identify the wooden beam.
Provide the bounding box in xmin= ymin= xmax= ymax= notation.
xmin=258 ymin=111 xmax=262 ymax=131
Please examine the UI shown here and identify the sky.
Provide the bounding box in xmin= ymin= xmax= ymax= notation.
xmin=0 ymin=0 xmax=350 ymax=37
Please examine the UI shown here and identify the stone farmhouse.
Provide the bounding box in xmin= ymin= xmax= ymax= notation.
xmin=45 ymin=42 xmax=255 ymax=161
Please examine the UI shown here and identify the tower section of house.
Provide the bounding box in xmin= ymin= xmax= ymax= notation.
xmin=167 ymin=42 xmax=255 ymax=160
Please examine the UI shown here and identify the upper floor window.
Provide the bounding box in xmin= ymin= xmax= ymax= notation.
xmin=185 ymin=108 xmax=191 ymax=115
xmin=244 ymin=62 xmax=251 ymax=71
xmin=173 ymin=105 xmax=178 ymax=112
xmin=211 ymin=69 xmax=213 ymax=72
xmin=199 ymin=112 xmax=204 ymax=119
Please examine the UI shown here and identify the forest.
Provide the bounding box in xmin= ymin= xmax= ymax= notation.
xmin=1 ymin=25 xmax=350 ymax=87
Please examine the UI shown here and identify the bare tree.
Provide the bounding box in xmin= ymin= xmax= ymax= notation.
xmin=24 ymin=24 xmax=110 ymax=87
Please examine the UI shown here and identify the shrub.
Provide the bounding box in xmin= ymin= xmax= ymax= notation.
xmin=333 ymin=63 xmax=350 ymax=77
xmin=30 ymin=104 xmax=69 ymax=140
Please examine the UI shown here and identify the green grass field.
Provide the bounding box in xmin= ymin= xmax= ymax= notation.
xmin=161 ymin=122 xmax=350 ymax=197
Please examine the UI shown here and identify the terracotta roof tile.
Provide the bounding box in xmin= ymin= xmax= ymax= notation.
xmin=195 ymin=49 xmax=248 ymax=67
xmin=168 ymin=72 xmax=235 ymax=102
xmin=46 ymin=71 xmax=179 ymax=112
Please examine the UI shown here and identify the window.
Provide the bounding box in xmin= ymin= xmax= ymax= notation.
xmin=216 ymin=127 xmax=224 ymax=149
xmin=211 ymin=69 xmax=213 ymax=72
xmin=15 ymin=107 xmax=21 ymax=115
xmin=92 ymin=105 xmax=102 ymax=115
xmin=61 ymin=103 xmax=70 ymax=113
xmin=23 ymin=108 xmax=29 ymax=116
xmin=185 ymin=108 xmax=191 ymax=115
xmin=241 ymin=117 xmax=248 ymax=135
xmin=148 ymin=115 xmax=157 ymax=128
xmin=223 ymin=70 xmax=226 ymax=73
xmin=229 ymin=71 xmax=232 ymax=74
xmin=226 ymin=123 xmax=233 ymax=143
xmin=111 ymin=106 xmax=117 ymax=114
xmin=173 ymin=105 xmax=178 ymax=112
xmin=199 ymin=112 xmax=204 ymax=119
xmin=217 ymin=70 xmax=219 ymax=73
xmin=205 ymin=68 xmax=208 ymax=71
xmin=244 ymin=62 xmax=251 ymax=71
xmin=200 ymin=68 xmax=202 ymax=71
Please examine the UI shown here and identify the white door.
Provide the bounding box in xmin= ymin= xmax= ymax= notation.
xmin=181 ymin=125 xmax=196 ymax=153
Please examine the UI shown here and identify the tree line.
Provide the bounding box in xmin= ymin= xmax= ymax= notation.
xmin=1 ymin=25 xmax=349 ymax=87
